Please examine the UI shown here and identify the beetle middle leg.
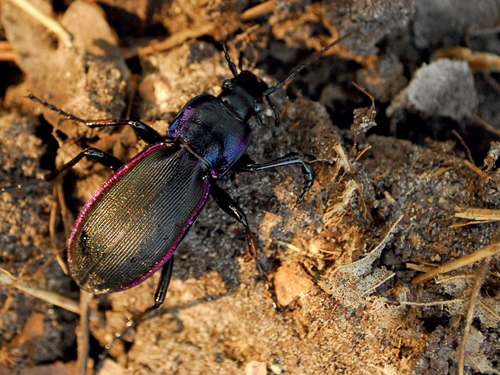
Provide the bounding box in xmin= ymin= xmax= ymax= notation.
xmin=210 ymin=182 xmax=281 ymax=312
xmin=233 ymin=153 xmax=315 ymax=203
xmin=1 ymin=148 xmax=124 ymax=193
xmin=94 ymin=256 xmax=175 ymax=374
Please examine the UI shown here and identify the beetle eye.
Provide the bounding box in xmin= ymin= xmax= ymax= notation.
xmin=254 ymin=102 xmax=263 ymax=112
xmin=222 ymin=79 xmax=231 ymax=89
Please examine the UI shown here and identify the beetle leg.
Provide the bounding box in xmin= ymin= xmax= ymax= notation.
xmin=27 ymin=94 xmax=165 ymax=144
xmin=233 ymin=152 xmax=315 ymax=204
xmin=210 ymin=182 xmax=281 ymax=313
xmin=1 ymin=147 xmax=124 ymax=194
xmin=265 ymin=95 xmax=280 ymax=127
xmin=94 ymin=256 xmax=174 ymax=374
xmin=43 ymin=147 xmax=124 ymax=181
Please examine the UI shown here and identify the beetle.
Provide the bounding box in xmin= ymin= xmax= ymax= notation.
xmin=1 ymin=30 xmax=356 ymax=370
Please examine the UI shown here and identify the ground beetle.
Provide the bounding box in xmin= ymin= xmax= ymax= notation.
xmin=1 ymin=30 xmax=356 ymax=371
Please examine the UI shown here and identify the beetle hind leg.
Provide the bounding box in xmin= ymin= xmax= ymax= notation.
xmin=211 ymin=182 xmax=281 ymax=313
xmin=94 ymin=256 xmax=174 ymax=374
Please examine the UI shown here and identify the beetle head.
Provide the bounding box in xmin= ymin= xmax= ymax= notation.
xmin=219 ymin=70 xmax=269 ymax=122
xmin=218 ymin=28 xmax=358 ymax=126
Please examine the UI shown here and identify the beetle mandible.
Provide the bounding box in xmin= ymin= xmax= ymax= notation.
xmin=1 ymin=30 xmax=357 ymax=368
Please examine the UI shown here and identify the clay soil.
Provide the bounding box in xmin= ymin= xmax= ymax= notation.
xmin=1 ymin=0 xmax=500 ymax=374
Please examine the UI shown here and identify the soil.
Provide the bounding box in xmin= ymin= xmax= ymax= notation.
xmin=1 ymin=0 xmax=500 ymax=374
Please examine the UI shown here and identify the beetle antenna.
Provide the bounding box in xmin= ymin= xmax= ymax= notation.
xmin=26 ymin=93 xmax=88 ymax=123
xmin=221 ymin=42 xmax=239 ymax=77
xmin=262 ymin=28 xmax=360 ymax=97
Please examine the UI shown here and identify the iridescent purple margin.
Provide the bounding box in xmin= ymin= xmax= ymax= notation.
xmin=67 ymin=143 xmax=211 ymax=292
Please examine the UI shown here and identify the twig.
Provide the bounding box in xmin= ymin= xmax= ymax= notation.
xmin=241 ymin=0 xmax=276 ymax=20
xmin=411 ymin=242 xmax=500 ymax=284
xmin=452 ymin=129 xmax=474 ymax=165
xmin=57 ymin=178 xmax=73 ymax=240
xmin=77 ymin=290 xmax=92 ymax=375
xmin=472 ymin=113 xmax=500 ymax=138
xmin=0 ymin=266 xmax=102 ymax=321
xmin=458 ymin=259 xmax=490 ymax=375
xmin=352 ymin=81 xmax=375 ymax=107
xmin=50 ymin=182 xmax=69 ymax=274
xmin=138 ymin=23 xmax=215 ymax=57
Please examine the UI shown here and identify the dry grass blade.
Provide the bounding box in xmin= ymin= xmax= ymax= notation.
xmin=334 ymin=143 xmax=351 ymax=172
xmin=458 ymin=259 xmax=490 ymax=375
xmin=411 ymin=242 xmax=500 ymax=284
xmin=451 ymin=207 xmax=500 ymax=227
xmin=406 ymin=263 xmax=434 ymax=273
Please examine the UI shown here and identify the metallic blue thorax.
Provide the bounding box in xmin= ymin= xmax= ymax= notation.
xmin=168 ymin=94 xmax=251 ymax=178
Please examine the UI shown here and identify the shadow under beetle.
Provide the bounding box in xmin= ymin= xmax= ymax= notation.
xmin=1 ymin=30 xmax=356 ymax=371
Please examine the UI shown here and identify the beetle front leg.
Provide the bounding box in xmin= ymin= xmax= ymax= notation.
xmin=233 ymin=153 xmax=315 ymax=203
xmin=210 ymin=182 xmax=281 ymax=313
xmin=94 ymin=256 xmax=174 ymax=374
xmin=266 ymin=95 xmax=280 ymax=127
